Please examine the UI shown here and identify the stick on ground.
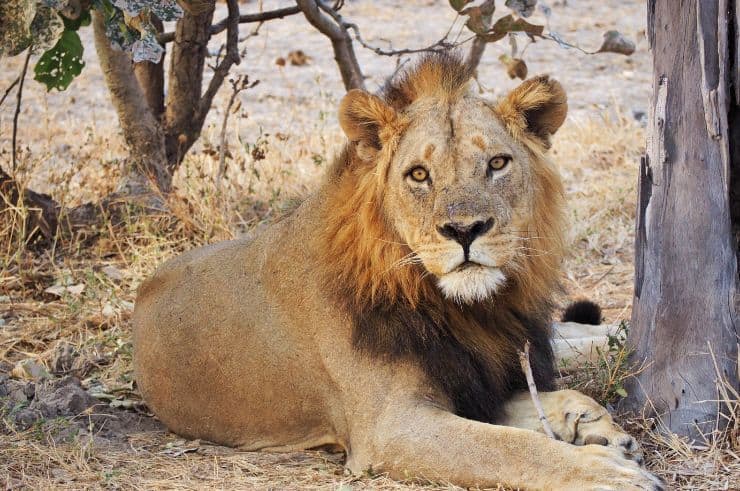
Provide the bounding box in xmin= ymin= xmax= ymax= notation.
xmin=519 ymin=340 xmax=556 ymax=439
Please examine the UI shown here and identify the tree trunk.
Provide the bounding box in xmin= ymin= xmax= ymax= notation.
xmin=163 ymin=3 xmax=216 ymax=170
xmin=133 ymin=16 xmax=165 ymax=119
xmin=92 ymin=10 xmax=171 ymax=193
xmin=624 ymin=0 xmax=739 ymax=438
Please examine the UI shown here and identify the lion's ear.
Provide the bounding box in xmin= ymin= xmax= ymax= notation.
xmin=339 ymin=89 xmax=398 ymax=159
xmin=496 ymin=75 xmax=567 ymax=149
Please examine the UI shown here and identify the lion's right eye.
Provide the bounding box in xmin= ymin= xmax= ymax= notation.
xmin=408 ymin=166 xmax=429 ymax=183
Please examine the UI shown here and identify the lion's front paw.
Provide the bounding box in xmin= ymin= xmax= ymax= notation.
xmin=562 ymin=445 xmax=663 ymax=491
xmin=566 ymin=406 xmax=643 ymax=464
xmin=551 ymin=390 xmax=644 ymax=464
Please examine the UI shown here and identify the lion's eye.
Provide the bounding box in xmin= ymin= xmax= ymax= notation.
xmin=408 ymin=166 xmax=429 ymax=183
xmin=487 ymin=155 xmax=512 ymax=176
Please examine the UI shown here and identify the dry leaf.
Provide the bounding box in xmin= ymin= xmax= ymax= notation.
xmin=499 ymin=54 xmax=528 ymax=79
xmin=449 ymin=0 xmax=472 ymax=12
xmin=287 ymin=50 xmax=310 ymax=66
xmin=598 ymin=30 xmax=635 ymax=56
xmin=462 ymin=0 xmax=496 ymax=35
xmin=482 ymin=14 xmax=544 ymax=42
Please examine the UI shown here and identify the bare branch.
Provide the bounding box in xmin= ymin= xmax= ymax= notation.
xmin=217 ymin=76 xmax=259 ymax=189
xmin=194 ymin=0 xmax=241 ymax=136
xmin=296 ymin=0 xmax=364 ymax=90
xmin=158 ymin=6 xmax=301 ymax=44
xmin=324 ymin=4 xmax=473 ymax=59
xmin=0 ymin=75 xmax=20 ymax=108
xmin=465 ymin=35 xmax=488 ymax=73
xmin=518 ymin=341 xmax=556 ymax=440
xmin=347 ymin=21 xmax=465 ymax=57
xmin=12 ymin=49 xmax=31 ymax=172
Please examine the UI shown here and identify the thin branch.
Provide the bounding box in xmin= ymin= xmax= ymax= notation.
xmin=194 ymin=0 xmax=241 ymax=132
xmin=158 ymin=6 xmax=301 ymax=44
xmin=518 ymin=341 xmax=556 ymax=439
xmin=326 ymin=3 xmax=466 ymax=57
xmin=541 ymin=32 xmax=603 ymax=55
xmin=296 ymin=0 xmax=364 ymax=90
xmin=217 ymin=75 xmax=259 ymax=188
xmin=0 ymin=75 xmax=20 ymax=108
xmin=347 ymin=22 xmax=461 ymax=56
xmin=12 ymin=49 xmax=32 ymax=172
xmin=465 ymin=35 xmax=488 ymax=73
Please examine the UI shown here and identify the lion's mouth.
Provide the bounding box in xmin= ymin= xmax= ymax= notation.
xmin=453 ymin=261 xmax=482 ymax=272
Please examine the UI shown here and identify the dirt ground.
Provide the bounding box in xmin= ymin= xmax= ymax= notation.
xmin=0 ymin=0 xmax=738 ymax=489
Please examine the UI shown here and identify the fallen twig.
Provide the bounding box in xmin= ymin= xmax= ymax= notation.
xmin=519 ymin=341 xmax=556 ymax=439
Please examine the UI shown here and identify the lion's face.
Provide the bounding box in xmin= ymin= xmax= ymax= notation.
xmin=383 ymin=96 xmax=535 ymax=303
xmin=338 ymin=62 xmax=566 ymax=306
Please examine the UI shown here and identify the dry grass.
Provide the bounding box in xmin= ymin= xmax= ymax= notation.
xmin=1 ymin=1 xmax=738 ymax=488
xmin=1 ymin=110 xmax=737 ymax=490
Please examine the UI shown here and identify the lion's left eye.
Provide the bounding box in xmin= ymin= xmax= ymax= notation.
xmin=487 ymin=154 xmax=512 ymax=176
xmin=408 ymin=166 xmax=430 ymax=183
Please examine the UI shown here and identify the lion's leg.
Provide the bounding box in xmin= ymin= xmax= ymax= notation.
xmin=348 ymin=400 xmax=661 ymax=490
xmin=500 ymin=390 xmax=643 ymax=463
xmin=551 ymin=321 xmax=617 ymax=368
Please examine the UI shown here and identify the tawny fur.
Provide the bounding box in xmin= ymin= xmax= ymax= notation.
xmin=133 ymin=54 xmax=662 ymax=491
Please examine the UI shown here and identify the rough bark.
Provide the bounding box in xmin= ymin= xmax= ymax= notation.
xmin=192 ymin=0 xmax=241 ymax=149
xmin=163 ymin=2 xmax=216 ymax=170
xmin=133 ymin=16 xmax=165 ymax=118
xmin=624 ymin=0 xmax=739 ymax=438
xmin=92 ymin=10 xmax=170 ymax=193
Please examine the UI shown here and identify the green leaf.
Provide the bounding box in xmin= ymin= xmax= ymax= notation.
xmin=615 ymin=387 xmax=628 ymax=398
xmin=449 ymin=0 xmax=472 ymax=12
xmin=33 ymin=29 xmax=84 ymax=91
xmin=61 ymin=7 xmax=91 ymax=31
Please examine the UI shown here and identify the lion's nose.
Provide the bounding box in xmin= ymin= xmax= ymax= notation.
xmin=437 ymin=218 xmax=494 ymax=256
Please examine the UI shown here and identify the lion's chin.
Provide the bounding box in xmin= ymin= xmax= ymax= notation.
xmin=437 ymin=266 xmax=506 ymax=304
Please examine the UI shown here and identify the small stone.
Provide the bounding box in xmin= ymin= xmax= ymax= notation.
xmin=11 ymin=359 xmax=50 ymax=381
xmin=9 ymin=388 xmax=27 ymax=404
xmin=14 ymin=408 xmax=42 ymax=429
xmin=22 ymin=381 xmax=35 ymax=399
xmin=52 ymin=343 xmax=77 ymax=375
xmin=101 ymin=265 xmax=124 ymax=282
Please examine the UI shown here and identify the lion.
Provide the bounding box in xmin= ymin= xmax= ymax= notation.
xmin=133 ymin=54 xmax=662 ymax=490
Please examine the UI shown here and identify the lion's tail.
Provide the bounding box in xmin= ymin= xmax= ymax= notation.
xmin=561 ymin=299 xmax=602 ymax=325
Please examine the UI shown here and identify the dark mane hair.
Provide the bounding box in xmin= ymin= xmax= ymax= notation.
xmin=318 ymin=53 xmax=563 ymax=423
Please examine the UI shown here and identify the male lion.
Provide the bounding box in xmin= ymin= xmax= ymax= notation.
xmin=133 ymin=54 xmax=662 ymax=490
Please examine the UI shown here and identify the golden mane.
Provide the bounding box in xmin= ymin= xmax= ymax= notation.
xmin=319 ymin=54 xmax=565 ymax=317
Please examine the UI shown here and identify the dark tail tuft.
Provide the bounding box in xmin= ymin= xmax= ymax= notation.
xmin=561 ymin=300 xmax=602 ymax=325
